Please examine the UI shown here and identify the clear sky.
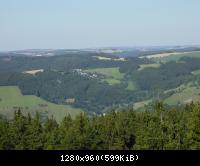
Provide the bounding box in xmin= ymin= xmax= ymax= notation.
xmin=1 ymin=0 xmax=200 ymax=51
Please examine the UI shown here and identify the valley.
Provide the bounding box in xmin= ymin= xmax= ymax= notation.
xmin=1 ymin=0 xmax=200 ymax=152
xmin=1 ymin=47 xmax=200 ymax=119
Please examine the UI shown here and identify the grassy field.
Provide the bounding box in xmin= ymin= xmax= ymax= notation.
xmin=86 ymin=67 xmax=124 ymax=79
xmin=102 ymin=78 xmax=121 ymax=85
xmin=86 ymin=67 xmax=124 ymax=85
xmin=164 ymin=86 xmax=200 ymax=105
xmin=133 ymin=81 xmax=200 ymax=109
xmin=23 ymin=69 xmax=44 ymax=75
xmin=126 ymin=81 xmax=137 ymax=91
xmin=151 ymin=51 xmax=200 ymax=63
xmin=191 ymin=69 xmax=200 ymax=75
xmin=0 ymin=86 xmax=82 ymax=122
xmin=133 ymin=100 xmax=152 ymax=110
xmin=138 ymin=63 xmax=161 ymax=71
xmin=133 ymin=84 xmax=200 ymax=109
xmin=164 ymin=83 xmax=188 ymax=94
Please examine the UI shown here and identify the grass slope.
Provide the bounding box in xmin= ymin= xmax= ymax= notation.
xmin=126 ymin=81 xmax=137 ymax=91
xmin=191 ymin=69 xmax=200 ymax=75
xmin=152 ymin=51 xmax=200 ymax=63
xmin=103 ymin=78 xmax=121 ymax=85
xmin=133 ymin=100 xmax=152 ymax=110
xmin=23 ymin=69 xmax=44 ymax=75
xmin=0 ymin=86 xmax=82 ymax=122
xmin=138 ymin=64 xmax=160 ymax=71
xmin=86 ymin=67 xmax=124 ymax=85
xmin=165 ymin=86 xmax=200 ymax=105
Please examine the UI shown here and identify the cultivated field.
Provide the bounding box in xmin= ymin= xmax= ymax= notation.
xmin=0 ymin=86 xmax=82 ymax=122
xmin=23 ymin=69 xmax=44 ymax=75
xmin=133 ymin=100 xmax=152 ymax=110
xmin=140 ymin=51 xmax=200 ymax=59
xmin=138 ymin=63 xmax=161 ymax=71
xmin=86 ymin=67 xmax=124 ymax=85
xmin=86 ymin=67 xmax=124 ymax=79
xmin=146 ymin=51 xmax=200 ymax=63
xmin=164 ymin=86 xmax=200 ymax=105
xmin=126 ymin=81 xmax=137 ymax=91
xmin=103 ymin=78 xmax=121 ymax=85
xmin=191 ymin=69 xmax=200 ymax=75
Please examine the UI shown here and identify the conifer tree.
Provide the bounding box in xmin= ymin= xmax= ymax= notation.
xmin=186 ymin=103 xmax=200 ymax=149
xmin=25 ymin=112 xmax=44 ymax=150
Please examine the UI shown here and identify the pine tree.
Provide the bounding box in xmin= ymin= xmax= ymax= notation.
xmin=44 ymin=115 xmax=60 ymax=150
xmin=69 ymin=113 xmax=90 ymax=150
xmin=8 ymin=109 xmax=29 ymax=149
xmin=102 ymin=110 xmax=117 ymax=150
xmin=0 ymin=116 xmax=10 ymax=149
xmin=59 ymin=115 xmax=73 ymax=149
xmin=86 ymin=116 xmax=105 ymax=150
xmin=114 ymin=109 xmax=136 ymax=150
xmin=164 ymin=108 xmax=187 ymax=150
xmin=186 ymin=103 xmax=200 ymax=149
xmin=25 ymin=112 xmax=44 ymax=150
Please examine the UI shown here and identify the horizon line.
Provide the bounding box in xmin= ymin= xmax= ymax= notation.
xmin=1 ymin=44 xmax=200 ymax=52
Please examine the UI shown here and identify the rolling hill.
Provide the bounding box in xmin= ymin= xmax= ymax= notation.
xmin=0 ymin=86 xmax=82 ymax=122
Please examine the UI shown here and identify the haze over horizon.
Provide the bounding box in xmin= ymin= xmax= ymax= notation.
xmin=1 ymin=0 xmax=200 ymax=51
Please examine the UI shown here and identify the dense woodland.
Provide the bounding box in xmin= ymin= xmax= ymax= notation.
xmin=0 ymin=102 xmax=199 ymax=150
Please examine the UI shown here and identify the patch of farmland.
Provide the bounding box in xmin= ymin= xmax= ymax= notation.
xmin=133 ymin=100 xmax=152 ymax=110
xmin=86 ymin=67 xmax=124 ymax=79
xmin=164 ymin=86 xmax=200 ymax=105
xmin=141 ymin=51 xmax=200 ymax=63
xmin=126 ymin=81 xmax=137 ymax=91
xmin=23 ymin=69 xmax=44 ymax=75
xmin=140 ymin=51 xmax=200 ymax=59
xmin=191 ymin=69 xmax=200 ymax=75
xmin=0 ymin=86 xmax=82 ymax=122
xmin=138 ymin=63 xmax=161 ymax=71
xmin=102 ymin=78 xmax=121 ymax=85
xmin=85 ymin=67 xmax=125 ymax=85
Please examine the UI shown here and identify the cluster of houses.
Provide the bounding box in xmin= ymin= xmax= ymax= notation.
xmin=73 ymin=69 xmax=98 ymax=79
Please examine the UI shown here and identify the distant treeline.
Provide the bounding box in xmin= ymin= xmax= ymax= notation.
xmin=0 ymin=102 xmax=199 ymax=150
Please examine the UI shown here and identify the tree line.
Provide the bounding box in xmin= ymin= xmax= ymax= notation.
xmin=0 ymin=102 xmax=199 ymax=150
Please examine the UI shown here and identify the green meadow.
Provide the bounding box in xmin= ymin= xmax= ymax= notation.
xmin=164 ymin=86 xmax=200 ymax=105
xmin=126 ymin=81 xmax=137 ymax=91
xmin=0 ymin=86 xmax=82 ymax=122
xmin=138 ymin=63 xmax=161 ymax=71
xmin=152 ymin=51 xmax=200 ymax=63
xmin=86 ymin=67 xmax=124 ymax=85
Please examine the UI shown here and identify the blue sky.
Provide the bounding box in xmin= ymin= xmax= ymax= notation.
xmin=0 ymin=0 xmax=200 ymax=51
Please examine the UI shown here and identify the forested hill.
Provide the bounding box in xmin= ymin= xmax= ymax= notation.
xmin=1 ymin=50 xmax=200 ymax=116
xmin=0 ymin=102 xmax=199 ymax=150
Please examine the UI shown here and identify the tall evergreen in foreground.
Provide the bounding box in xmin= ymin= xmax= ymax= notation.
xmin=0 ymin=102 xmax=199 ymax=150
